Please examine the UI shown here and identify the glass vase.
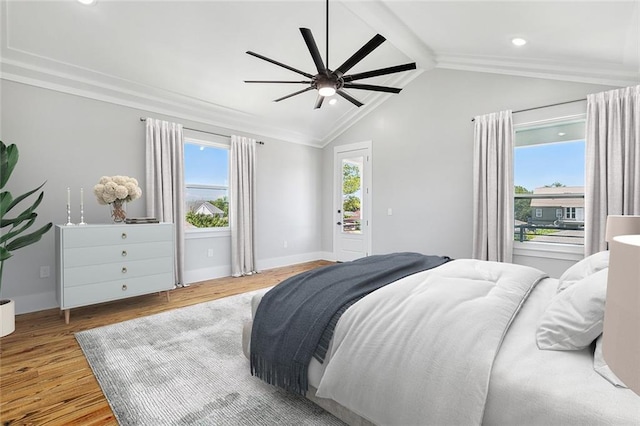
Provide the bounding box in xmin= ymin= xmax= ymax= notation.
xmin=110 ymin=199 xmax=127 ymax=223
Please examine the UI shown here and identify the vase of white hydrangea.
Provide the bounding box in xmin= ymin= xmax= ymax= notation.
xmin=93 ymin=176 xmax=142 ymax=223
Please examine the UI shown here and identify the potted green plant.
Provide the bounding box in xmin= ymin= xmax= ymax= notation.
xmin=0 ymin=141 xmax=52 ymax=337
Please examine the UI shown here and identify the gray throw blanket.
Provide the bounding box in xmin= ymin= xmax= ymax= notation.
xmin=250 ymin=252 xmax=451 ymax=395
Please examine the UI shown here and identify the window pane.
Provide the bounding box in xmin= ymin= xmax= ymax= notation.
xmin=184 ymin=142 xmax=229 ymax=229
xmin=184 ymin=143 xmax=229 ymax=186
xmin=342 ymin=157 xmax=363 ymax=234
xmin=514 ymin=120 xmax=585 ymax=245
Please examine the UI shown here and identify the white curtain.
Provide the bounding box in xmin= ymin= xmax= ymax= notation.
xmin=145 ymin=118 xmax=185 ymax=286
xmin=230 ymin=135 xmax=257 ymax=277
xmin=585 ymin=85 xmax=640 ymax=255
xmin=472 ymin=110 xmax=514 ymax=262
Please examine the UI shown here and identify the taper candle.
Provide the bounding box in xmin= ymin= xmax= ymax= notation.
xmin=80 ymin=187 xmax=84 ymax=209
xmin=67 ymin=187 xmax=71 ymax=206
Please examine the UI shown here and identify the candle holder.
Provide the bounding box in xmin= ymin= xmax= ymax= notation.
xmin=66 ymin=203 xmax=74 ymax=226
xmin=79 ymin=204 xmax=87 ymax=226
xmin=78 ymin=187 xmax=86 ymax=225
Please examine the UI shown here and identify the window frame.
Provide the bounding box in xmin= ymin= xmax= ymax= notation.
xmin=512 ymin=114 xmax=586 ymax=260
xmin=183 ymin=137 xmax=231 ymax=238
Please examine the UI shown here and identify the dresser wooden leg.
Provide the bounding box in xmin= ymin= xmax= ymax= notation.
xmin=64 ymin=309 xmax=70 ymax=325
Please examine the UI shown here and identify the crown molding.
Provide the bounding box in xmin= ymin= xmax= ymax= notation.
xmin=0 ymin=57 xmax=327 ymax=147
xmin=436 ymin=54 xmax=640 ymax=88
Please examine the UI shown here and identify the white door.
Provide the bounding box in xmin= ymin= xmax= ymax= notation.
xmin=333 ymin=142 xmax=371 ymax=262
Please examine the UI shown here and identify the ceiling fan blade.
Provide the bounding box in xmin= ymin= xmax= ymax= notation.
xmin=342 ymin=83 xmax=402 ymax=94
xmin=246 ymin=51 xmax=314 ymax=79
xmin=335 ymin=34 xmax=386 ymax=77
xmin=342 ymin=63 xmax=417 ymax=82
xmin=300 ymin=28 xmax=326 ymax=73
xmin=314 ymin=95 xmax=324 ymax=109
xmin=337 ymin=89 xmax=363 ymax=108
xmin=245 ymin=80 xmax=312 ymax=84
xmin=274 ymin=87 xmax=315 ymax=102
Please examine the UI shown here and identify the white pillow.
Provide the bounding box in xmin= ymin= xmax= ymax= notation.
xmin=593 ymin=334 xmax=628 ymax=388
xmin=537 ymin=268 xmax=608 ymax=350
xmin=557 ymin=250 xmax=609 ymax=293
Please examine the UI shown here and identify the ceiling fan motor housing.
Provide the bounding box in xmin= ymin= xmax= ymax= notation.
xmin=313 ymin=73 xmax=343 ymax=92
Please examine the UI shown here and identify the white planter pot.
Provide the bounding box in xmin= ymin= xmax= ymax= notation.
xmin=0 ymin=299 xmax=16 ymax=337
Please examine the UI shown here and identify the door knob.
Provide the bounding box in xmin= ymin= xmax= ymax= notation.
xmin=337 ymin=222 xmax=342 ymax=225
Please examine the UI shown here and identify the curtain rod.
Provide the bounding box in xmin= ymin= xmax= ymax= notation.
xmin=139 ymin=118 xmax=264 ymax=145
xmin=470 ymin=98 xmax=587 ymax=122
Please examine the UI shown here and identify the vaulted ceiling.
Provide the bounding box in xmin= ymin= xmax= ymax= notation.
xmin=2 ymin=1 xmax=638 ymax=147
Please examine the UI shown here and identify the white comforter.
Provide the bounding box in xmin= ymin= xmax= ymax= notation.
xmin=315 ymin=260 xmax=546 ymax=425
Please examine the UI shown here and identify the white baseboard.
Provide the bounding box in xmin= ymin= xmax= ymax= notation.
xmin=257 ymin=251 xmax=334 ymax=271
xmin=12 ymin=291 xmax=58 ymax=315
xmin=184 ymin=265 xmax=233 ymax=285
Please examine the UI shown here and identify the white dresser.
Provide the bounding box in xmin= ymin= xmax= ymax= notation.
xmin=55 ymin=223 xmax=175 ymax=324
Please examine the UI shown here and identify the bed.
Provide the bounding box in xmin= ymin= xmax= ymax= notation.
xmin=242 ymin=252 xmax=640 ymax=425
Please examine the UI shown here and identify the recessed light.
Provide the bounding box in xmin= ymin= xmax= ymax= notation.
xmin=511 ymin=38 xmax=527 ymax=47
xmin=77 ymin=0 xmax=97 ymax=5
xmin=329 ymin=98 xmax=337 ymax=105
xmin=558 ymin=132 xmax=566 ymax=136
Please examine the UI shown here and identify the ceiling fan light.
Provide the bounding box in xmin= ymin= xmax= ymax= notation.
xmin=511 ymin=37 xmax=527 ymax=46
xmin=318 ymin=86 xmax=337 ymax=97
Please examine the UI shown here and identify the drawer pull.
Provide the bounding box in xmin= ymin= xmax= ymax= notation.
xmin=121 ymin=233 xmax=127 ymax=239
xmin=122 ymin=267 xmax=128 ymax=274
xmin=122 ymin=284 xmax=128 ymax=291
xmin=122 ymin=250 xmax=127 ymax=257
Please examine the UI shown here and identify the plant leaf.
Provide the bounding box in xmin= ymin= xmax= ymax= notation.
xmin=0 ymin=216 xmax=36 ymax=245
xmin=5 ymin=182 xmax=45 ymax=213
xmin=0 ymin=191 xmax=44 ymax=228
xmin=0 ymin=141 xmax=19 ymax=189
xmin=0 ymin=247 xmax=11 ymax=262
xmin=0 ymin=191 xmax=13 ymax=218
xmin=5 ymin=222 xmax=53 ymax=252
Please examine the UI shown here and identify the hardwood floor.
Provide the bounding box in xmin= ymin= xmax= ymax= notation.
xmin=0 ymin=260 xmax=332 ymax=425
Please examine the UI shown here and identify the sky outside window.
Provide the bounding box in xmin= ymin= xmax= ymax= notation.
xmin=184 ymin=143 xmax=229 ymax=206
xmin=514 ymin=140 xmax=585 ymax=191
xmin=184 ymin=143 xmax=229 ymax=186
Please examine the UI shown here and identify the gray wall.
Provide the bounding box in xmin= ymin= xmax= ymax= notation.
xmin=0 ymin=68 xmax=621 ymax=314
xmin=0 ymin=80 xmax=323 ymax=314
xmin=322 ymin=68 xmax=615 ymax=271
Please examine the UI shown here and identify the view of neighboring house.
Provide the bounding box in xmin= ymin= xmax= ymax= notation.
xmin=529 ymin=186 xmax=584 ymax=228
xmin=194 ymin=201 xmax=224 ymax=217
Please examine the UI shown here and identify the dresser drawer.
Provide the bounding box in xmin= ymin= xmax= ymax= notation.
xmin=63 ymin=257 xmax=173 ymax=288
xmin=63 ymin=224 xmax=172 ymax=248
xmin=62 ymin=273 xmax=174 ymax=309
xmin=63 ymin=241 xmax=173 ymax=267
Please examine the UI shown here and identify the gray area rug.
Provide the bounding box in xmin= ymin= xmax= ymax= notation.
xmin=75 ymin=290 xmax=345 ymax=426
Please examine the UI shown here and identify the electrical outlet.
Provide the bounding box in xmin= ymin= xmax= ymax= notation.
xmin=40 ymin=265 xmax=50 ymax=278
xmin=207 ymin=249 xmax=214 ymax=257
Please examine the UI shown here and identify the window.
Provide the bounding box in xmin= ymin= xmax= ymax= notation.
xmin=184 ymin=139 xmax=229 ymax=229
xmin=513 ymin=117 xmax=585 ymax=245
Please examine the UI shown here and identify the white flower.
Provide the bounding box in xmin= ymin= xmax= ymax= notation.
xmin=93 ymin=175 xmax=142 ymax=204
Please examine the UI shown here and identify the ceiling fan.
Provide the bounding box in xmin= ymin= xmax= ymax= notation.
xmin=244 ymin=0 xmax=417 ymax=109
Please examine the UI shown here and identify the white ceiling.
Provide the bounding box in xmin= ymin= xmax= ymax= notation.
xmin=2 ymin=1 xmax=639 ymax=147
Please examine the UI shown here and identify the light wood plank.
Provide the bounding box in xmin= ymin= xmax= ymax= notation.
xmin=0 ymin=260 xmax=331 ymax=425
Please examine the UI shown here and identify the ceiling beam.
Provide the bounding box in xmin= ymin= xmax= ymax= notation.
xmin=340 ymin=0 xmax=437 ymax=71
